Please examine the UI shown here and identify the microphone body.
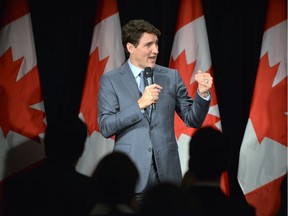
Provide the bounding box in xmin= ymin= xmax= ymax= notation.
xmin=144 ymin=67 xmax=156 ymax=110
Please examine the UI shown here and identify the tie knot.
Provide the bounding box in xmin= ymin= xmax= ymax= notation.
xmin=139 ymin=71 xmax=144 ymax=78
xmin=139 ymin=71 xmax=145 ymax=94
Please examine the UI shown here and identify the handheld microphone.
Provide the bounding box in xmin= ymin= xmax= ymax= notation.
xmin=144 ymin=67 xmax=156 ymax=110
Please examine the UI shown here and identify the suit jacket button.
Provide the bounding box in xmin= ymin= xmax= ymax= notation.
xmin=150 ymin=126 xmax=153 ymax=130
xmin=148 ymin=147 xmax=152 ymax=152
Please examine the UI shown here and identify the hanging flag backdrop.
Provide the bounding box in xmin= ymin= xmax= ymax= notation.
xmin=169 ymin=0 xmax=228 ymax=194
xmin=0 ymin=0 xmax=46 ymax=203
xmin=76 ymin=0 xmax=125 ymax=176
xmin=237 ymin=0 xmax=287 ymax=215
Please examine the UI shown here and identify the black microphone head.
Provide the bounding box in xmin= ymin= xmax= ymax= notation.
xmin=144 ymin=67 xmax=153 ymax=78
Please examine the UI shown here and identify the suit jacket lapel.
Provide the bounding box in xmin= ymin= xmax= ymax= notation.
xmin=119 ymin=62 xmax=141 ymax=100
xmin=148 ymin=67 xmax=166 ymax=123
xmin=154 ymin=66 xmax=168 ymax=102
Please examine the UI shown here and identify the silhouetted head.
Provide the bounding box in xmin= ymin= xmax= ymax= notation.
xmin=91 ymin=151 xmax=139 ymax=205
xmin=189 ymin=126 xmax=229 ymax=181
xmin=44 ymin=119 xmax=87 ymax=167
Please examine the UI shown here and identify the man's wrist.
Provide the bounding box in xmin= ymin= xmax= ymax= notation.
xmin=199 ymin=91 xmax=209 ymax=98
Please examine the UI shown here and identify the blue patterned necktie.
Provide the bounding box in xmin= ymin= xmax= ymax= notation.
xmin=139 ymin=70 xmax=151 ymax=118
xmin=139 ymin=71 xmax=145 ymax=94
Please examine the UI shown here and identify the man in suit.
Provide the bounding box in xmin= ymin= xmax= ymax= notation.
xmin=98 ymin=19 xmax=212 ymax=203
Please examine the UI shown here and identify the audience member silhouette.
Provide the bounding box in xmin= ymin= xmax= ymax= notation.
xmin=88 ymin=151 xmax=139 ymax=215
xmin=184 ymin=126 xmax=255 ymax=216
xmin=139 ymin=182 xmax=194 ymax=216
xmin=39 ymin=121 xmax=93 ymax=215
xmin=2 ymin=120 xmax=93 ymax=216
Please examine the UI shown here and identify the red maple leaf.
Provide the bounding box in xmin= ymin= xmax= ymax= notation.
xmin=250 ymin=53 xmax=287 ymax=146
xmin=80 ymin=47 xmax=109 ymax=136
xmin=170 ymin=51 xmax=221 ymax=139
xmin=0 ymin=48 xmax=46 ymax=142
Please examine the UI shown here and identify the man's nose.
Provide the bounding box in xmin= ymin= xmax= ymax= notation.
xmin=152 ymin=44 xmax=159 ymax=53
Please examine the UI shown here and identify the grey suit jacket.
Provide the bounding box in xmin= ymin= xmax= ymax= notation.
xmin=98 ymin=61 xmax=210 ymax=193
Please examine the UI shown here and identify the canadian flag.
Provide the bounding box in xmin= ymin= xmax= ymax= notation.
xmin=237 ymin=0 xmax=287 ymax=215
xmin=76 ymin=0 xmax=125 ymax=176
xmin=169 ymin=0 xmax=229 ymax=195
xmin=0 ymin=0 xmax=46 ymax=203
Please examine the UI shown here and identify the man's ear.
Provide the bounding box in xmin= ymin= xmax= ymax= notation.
xmin=127 ymin=42 xmax=135 ymax=54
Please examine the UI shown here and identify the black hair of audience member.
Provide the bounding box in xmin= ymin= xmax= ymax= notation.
xmin=139 ymin=182 xmax=194 ymax=216
xmin=188 ymin=126 xmax=229 ymax=181
xmin=41 ymin=120 xmax=92 ymax=215
xmin=3 ymin=119 xmax=92 ymax=216
xmin=44 ymin=118 xmax=87 ymax=168
xmin=88 ymin=151 xmax=139 ymax=213
xmin=187 ymin=126 xmax=255 ymax=216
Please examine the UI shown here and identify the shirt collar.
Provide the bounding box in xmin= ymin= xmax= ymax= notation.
xmin=128 ymin=59 xmax=142 ymax=78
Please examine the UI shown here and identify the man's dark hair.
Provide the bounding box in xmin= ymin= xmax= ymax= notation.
xmin=121 ymin=19 xmax=161 ymax=56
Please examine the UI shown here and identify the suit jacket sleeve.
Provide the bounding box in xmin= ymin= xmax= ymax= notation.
xmin=175 ymin=70 xmax=210 ymax=128
xmin=97 ymin=71 xmax=145 ymax=138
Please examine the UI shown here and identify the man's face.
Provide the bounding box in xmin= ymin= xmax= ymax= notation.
xmin=128 ymin=32 xmax=159 ymax=69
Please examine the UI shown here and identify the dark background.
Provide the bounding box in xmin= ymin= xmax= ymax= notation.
xmin=28 ymin=0 xmax=269 ymax=203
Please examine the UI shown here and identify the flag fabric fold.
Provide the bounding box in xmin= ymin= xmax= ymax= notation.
xmin=0 ymin=0 xmax=46 ymax=204
xmin=76 ymin=0 xmax=125 ymax=176
xmin=237 ymin=0 xmax=287 ymax=215
xmin=169 ymin=0 xmax=227 ymax=194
